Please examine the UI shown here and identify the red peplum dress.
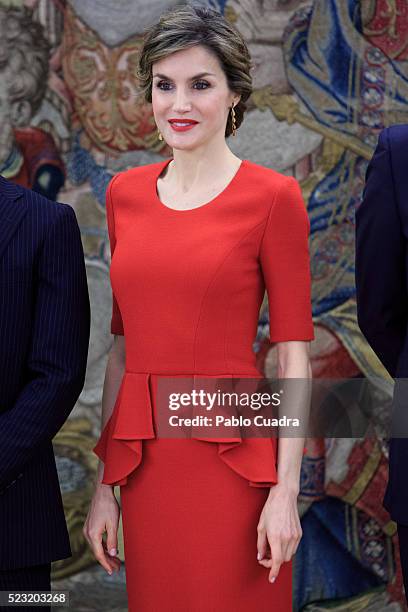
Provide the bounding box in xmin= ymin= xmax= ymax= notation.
xmin=93 ymin=157 xmax=314 ymax=611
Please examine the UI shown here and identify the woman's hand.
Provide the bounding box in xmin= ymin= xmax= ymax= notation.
xmin=256 ymin=482 xmax=302 ymax=583
xmin=83 ymin=485 xmax=122 ymax=575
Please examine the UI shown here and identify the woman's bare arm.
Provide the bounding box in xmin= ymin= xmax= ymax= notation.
xmin=83 ymin=334 xmax=125 ymax=575
xmin=257 ymin=340 xmax=312 ymax=583
xmin=94 ymin=334 xmax=126 ymax=492
xmin=274 ymin=340 xmax=311 ymax=493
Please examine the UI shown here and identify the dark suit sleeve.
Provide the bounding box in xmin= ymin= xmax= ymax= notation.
xmin=0 ymin=204 xmax=90 ymax=492
xmin=355 ymin=127 xmax=408 ymax=378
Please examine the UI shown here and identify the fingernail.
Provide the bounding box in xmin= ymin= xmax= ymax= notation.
xmin=109 ymin=548 xmax=117 ymax=556
xmin=269 ymin=576 xmax=276 ymax=583
xmin=108 ymin=570 xmax=112 ymax=576
xmin=257 ymin=552 xmax=262 ymax=561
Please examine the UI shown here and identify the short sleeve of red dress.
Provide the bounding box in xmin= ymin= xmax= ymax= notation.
xmin=259 ymin=175 xmax=314 ymax=342
xmin=105 ymin=174 xmax=124 ymax=336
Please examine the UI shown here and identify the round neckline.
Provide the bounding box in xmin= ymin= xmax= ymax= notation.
xmin=153 ymin=157 xmax=247 ymax=212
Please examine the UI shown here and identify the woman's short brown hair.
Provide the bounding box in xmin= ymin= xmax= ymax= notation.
xmin=136 ymin=3 xmax=253 ymax=137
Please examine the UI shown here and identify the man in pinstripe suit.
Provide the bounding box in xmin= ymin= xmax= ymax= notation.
xmin=0 ymin=176 xmax=90 ymax=609
xmin=356 ymin=125 xmax=408 ymax=602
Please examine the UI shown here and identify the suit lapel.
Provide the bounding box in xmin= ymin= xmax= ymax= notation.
xmin=0 ymin=181 xmax=28 ymax=261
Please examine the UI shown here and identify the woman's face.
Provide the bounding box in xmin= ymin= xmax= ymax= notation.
xmin=151 ymin=44 xmax=240 ymax=151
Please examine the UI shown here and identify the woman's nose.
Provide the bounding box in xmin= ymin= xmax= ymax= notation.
xmin=172 ymin=89 xmax=192 ymax=112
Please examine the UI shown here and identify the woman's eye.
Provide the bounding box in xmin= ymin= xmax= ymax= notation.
xmin=193 ymin=80 xmax=210 ymax=89
xmin=156 ymin=80 xmax=172 ymax=90
xmin=155 ymin=80 xmax=210 ymax=90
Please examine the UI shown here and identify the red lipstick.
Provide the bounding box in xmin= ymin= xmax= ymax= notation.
xmin=168 ymin=119 xmax=198 ymax=132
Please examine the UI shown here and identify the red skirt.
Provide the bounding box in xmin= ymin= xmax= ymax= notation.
xmin=119 ymin=377 xmax=292 ymax=611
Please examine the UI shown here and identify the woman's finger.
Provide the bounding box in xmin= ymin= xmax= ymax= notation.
xmin=284 ymin=542 xmax=295 ymax=562
xmin=279 ymin=528 xmax=294 ymax=562
xmin=102 ymin=539 xmax=121 ymax=572
xmin=256 ymin=525 xmax=268 ymax=562
xmin=284 ymin=527 xmax=302 ymax=561
xmin=89 ymin=528 xmax=116 ymax=575
xmin=258 ymin=557 xmax=272 ymax=569
xmin=268 ymin=534 xmax=283 ymax=583
xmin=106 ymin=521 xmax=119 ymax=559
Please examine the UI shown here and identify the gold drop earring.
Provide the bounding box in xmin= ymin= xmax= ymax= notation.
xmin=230 ymin=103 xmax=237 ymax=137
xmin=157 ymin=128 xmax=163 ymax=141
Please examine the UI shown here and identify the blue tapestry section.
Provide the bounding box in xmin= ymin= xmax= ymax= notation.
xmin=66 ymin=131 xmax=112 ymax=208
xmin=294 ymin=496 xmax=390 ymax=610
xmin=283 ymin=0 xmax=363 ymax=136
xmin=207 ymin=0 xmax=228 ymax=13
xmin=308 ymin=150 xmax=367 ymax=316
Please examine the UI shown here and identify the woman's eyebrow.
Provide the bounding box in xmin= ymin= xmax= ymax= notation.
xmin=153 ymin=72 xmax=216 ymax=80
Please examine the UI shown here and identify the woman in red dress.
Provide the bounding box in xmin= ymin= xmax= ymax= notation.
xmin=83 ymin=5 xmax=314 ymax=611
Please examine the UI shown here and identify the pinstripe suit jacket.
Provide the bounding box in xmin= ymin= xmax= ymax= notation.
xmin=0 ymin=176 xmax=90 ymax=569
xmin=356 ymin=125 xmax=408 ymax=524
